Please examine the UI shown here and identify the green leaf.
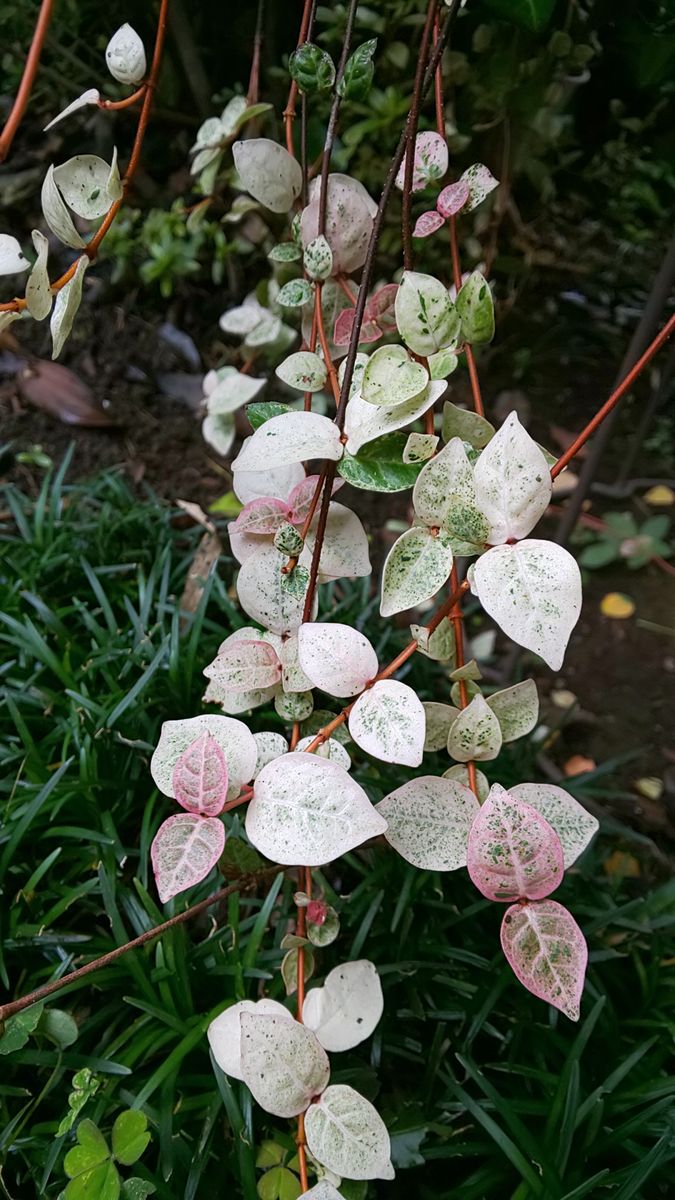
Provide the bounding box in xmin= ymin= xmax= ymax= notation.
xmin=64 ymin=1120 xmax=110 ymax=1178
xmin=338 ymin=432 xmax=424 ymax=492
xmin=0 ymin=1002 xmax=44 ymax=1055
xmin=289 ymin=42 xmax=336 ymax=94
xmin=277 ymin=279 xmax=313 ymax=308
xmin=64 ymin=1160 xmax=120 ymax=1200
xmin=578 ymin=541 xmax=618 ymax=569
xmin=111 ymin=1110 xmax=151 ymax=1166
xmin=456 ymin=271 xmax=495 ymax=344
xmin=121 ymin=1180 xmax=156 ymax=1200
xmin=219 ymin=836 xmax=264 ymax=880
xmin=306 ymin=905 xmax=340 ymax=947
xmin=441 ymin=400 xmax=495 ymax=448
xmin=483 ymin=0 xmax=556 ymax=32
xmin=281 ymin=946 xmax=315 ymax=995
xmin=58 ymin=1069 xmax=101 ymax=1136
xmin=247 ymin=401 xmax=289 ymax=429
xmin=39 ymin=1007 xmax=79 ymax=1048
xmin=268 ymin=243 xmax=302 ymax=263
xmin=338 ymin=39 xmax=377 ymax=101
xmin=255 ymin=1140 xmax=286 ymax=1170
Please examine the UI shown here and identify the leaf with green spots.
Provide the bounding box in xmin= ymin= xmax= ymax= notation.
xmin=380 ymin=526 xmax=454 ymax=618
xmin=447 ymin=694 xmax=502 ymax=762
xmin=277 ymin=279 xmax=313 ymax=308
xmin=455 ymin=271 xmax=495 ymax=344
xmin=486 ymin=679 xmax=539 ymax=742
xmin=268 ymin=242 xmax=302 ymax=263
xmin=441 ymin=400 xmax=495 ymax=448
xmin=395 ymin=270 xmax=460 ymax=356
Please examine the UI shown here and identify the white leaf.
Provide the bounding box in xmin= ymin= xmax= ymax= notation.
xmin=232 ymin=412 xmax=343 ymax=473
xmin=403 ymin=432 xmax=438 ymax=464
xmin=298 ymin=622 xmax=378 ymax=698
xmin=232 ymin=453 xmax=305 ymax=505
xmin=204 ymin=637 xmax=282 ymax=692
xmin=236 ymin=544 xmax=317 ymax=635
xmin=394 ymin=270 xmax=460 ymax=356
xmin=395 ymin=131 xmax=448 ymax=191
xmin=447 ymin=694 xmax=502 ymax=762
xmin=300 ymin=503 xmax=371 ymax=582
xmin=380 ymin=526 xmax=454 ymax=617
xmin=361 ymin=345 xmax=428 ymax=408
xmin=461 ymin=162 xmax=499 ymax=212
xmin=0 ymin=312 xmax=21 ymax=334
xmin=206 ymin=368 xmax=266 ymax=415
xmin=301 ymin=174 xmax=377 ymax=275
xmin=233 ymin=138 xmax=303 ymax=213
xmin=105 ymin=23 xmax=146 ymax=84
xmin=305 ymin=1085 xmax=394 ymax=1181
xmin=276 ymin=351 xmax=327 ymax=394
xmin=344 ymin=381 xmax=446 ymax=456
xmin=53 ymin=155 xmax=119 ymax=219
xmin=40 ymin=165 xmax=87 ymax=249
xmin=443 ymin=763 xmax=490 ymax=802
xmin=509 ymin=783 xmax=599 ymax=868
xmin=25 ymin=230 xmax=52 ymax=320
xmin=275 ymin=689 xmax=314 ymax=722
xmin=219 ymin=294 xmax=266 ymax=336
xmin=0 ymin=233 xmax=29 ymax=275
xmin=246 ymin=753 xmax=385 ymax=866
xmin=376 ymin=775 xmax=479 ymax=870
xmin=348 ymin=679 xmax=425 ymax=767
xmin=412 ymin=437 xmax=478 ymax=527
xmin=207 ymin=998 xmax=292 ymax=1080
xmin=422 ymin=702 xmax=460 ymax=751
xmin=486 ymin=679 xmax=539 ymax=742
xmin=472 ymin=540 xmax=582 ymax=671
xmin=202 ymin=413 xmax=236 ymax=457
xmin=253 ymin=732 xmax=289 ymax=777
xmin=151 ymin=714 xmax=257 ymax=803
xmin=44 ymin=88 xmax=101 ymax=131
xmin=300 ymin=1185 xmax=344 ymax=1200
xmin=151 ymin=813 xmax=224 ymax=903
xmin=295 ymin=736 xmax=351 ymax=772
xmin=473 ymin=412 xmax=551 ymax=543
xmin=50 ymin=255 xmax=88 ymax=358
xmin=240 ymin=1013 xmax=329 ymax=1118
xmin=303 ymin=960 xmax=383 ymax=1052
xmin=279 ymin=633 xmax=314 ymax=693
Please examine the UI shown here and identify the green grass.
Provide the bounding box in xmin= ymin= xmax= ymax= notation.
xmin=1 ymin=463 xmax=674 ymax=1199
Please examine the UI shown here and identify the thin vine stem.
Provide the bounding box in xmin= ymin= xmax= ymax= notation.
xmin=283 ymin=0 xmax=316 ymax=155
xmin=0 ymin=0 xmax=169 ymax=314
xmin=402 ymin=0 xmax=438 ymax=271
xmin=0 ymin=0 xmax=55 ymax=163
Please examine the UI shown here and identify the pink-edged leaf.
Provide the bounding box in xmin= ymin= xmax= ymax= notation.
xmin=232 ymin=497 xmax=292 ymax=535
xmin=365 ymin=284 xmax=399 ymax=332
xmin=437 ymin=179 xmax=470 ymax=218
xmin=333 ymin=306 xmax=381 ymax=347
xmin=467 ymin=782 xmax=564 ymax=902
xmin=151 ymin=813 xmax=225 ymax=902
xmin=172 ymin=732 xmax=229 ymax=816
xmin=206 ymin=638 xmax=282 ymax=692
xmin=413 ymin=210 xmax=445 ymax=238
xmin=287 ymin=474 xmax=345 ymax=524
xmin=395 ymin=131 xmax=449 ymax=191
xmin=500 ymin=899 xmax=588 ymax=1021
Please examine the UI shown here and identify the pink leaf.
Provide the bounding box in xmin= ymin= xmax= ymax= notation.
xmin=500 ymin=899 xmax=588 ymax=1021
xmin=467 ymin=782 xmax=564 ymax=902
xmin=365 ymin=284 xmax=399 ymax=332
xmin=437 ymin=179 xmax=470 ymax=218
xmin=287 ymin=474 xmax=344 ymax=524
xmin=333 ymin=306 xmax=381 ymax=347
xmin=395 ymin=131 xmax=449 ymax=192
xmin=172 ymin=731 xmax=229 ymax=816
xmin=413 ymin=210 xmax=445 ymax=238
xmin=232 ymin=497 xmax=292 ymax=535
xmin=206 ymin=639 xmax=282 ymax=692
xmin=151 ymin=813 xmax=225 ymax=902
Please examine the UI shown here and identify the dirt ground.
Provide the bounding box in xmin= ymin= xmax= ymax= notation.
xmin=2 ymin=301 xmax=675 ymax=856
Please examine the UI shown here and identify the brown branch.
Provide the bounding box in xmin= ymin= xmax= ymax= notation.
xmin=283 ymin=0 xmax=315 ymax=155
xmin=317 ymin=0 xmax=360 ymax=235
xmin=0 ymin=866 xmax=284 ymax=1027
xmin=0 ymin=0 xmax=54 ymax=163
xmin=402 ymin=0 xmax=438 ymax=271
xmin=0 ymin=0 xmax=169 ymax=314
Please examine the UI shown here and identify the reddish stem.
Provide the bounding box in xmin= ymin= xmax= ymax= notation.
xmin=0 ymin=0 xmax=54 ymax=163
xmin=99 ymin=85 xmax=147 ymax=111
xmin=551 ymin=312 xmax=675 ymax=479
xmin=283 ymin=0 xmax=314 ymax=155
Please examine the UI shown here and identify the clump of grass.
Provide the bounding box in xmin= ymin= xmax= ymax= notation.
xmin=1 ymin=462 xmax=674 ymax=1198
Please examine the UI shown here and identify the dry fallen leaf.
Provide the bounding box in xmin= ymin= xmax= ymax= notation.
xmin=564 ymin=753 xmax=596 ymax=777
xmin=175 ymin=499 xmax=216 ymax=534
xmin=600 ymin=592 xmax=635 ymax=620
xmin=179 ymin=530 xmax=222 ymax=624
xmin=18 ymin=360 xmax=115 ymax=427
xmin=643 ymin=485 xmax=675 ymax=507
xmin=551 ymin=688 xmax=578 ymax=709
xmin=603 ymin=850 xmax=641 ymax=879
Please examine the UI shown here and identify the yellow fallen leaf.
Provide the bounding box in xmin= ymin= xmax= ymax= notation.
xmin=551 ymin=688 xmax=578 ymax=709
xmin=603 ymin=850 xmax=641 ymax=879
xmin=634 ymin=776 xmax=663 ymax=802
xmin=644 ymin=484 xmax=675 ymax=506
xmin=600 ymin=592 xmax=635 ymax=619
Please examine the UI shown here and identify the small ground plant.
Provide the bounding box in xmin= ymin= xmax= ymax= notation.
xmin=1 ymin=2 xmax=675 ymax=1197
